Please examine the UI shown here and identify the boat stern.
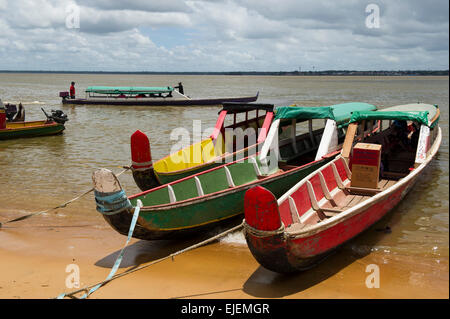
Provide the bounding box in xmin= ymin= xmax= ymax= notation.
xmin=130 ymin=130 xmax=160 ymax=191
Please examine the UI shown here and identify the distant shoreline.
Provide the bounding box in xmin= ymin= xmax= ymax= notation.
xmin=0 ymin=70 xmax=448 ymax=76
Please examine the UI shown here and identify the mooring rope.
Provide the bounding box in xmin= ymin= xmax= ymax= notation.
xmin=56 ymin=222 xmax=244 ymax=299
xmin=0 ymin=167 xmax=130 ymax=228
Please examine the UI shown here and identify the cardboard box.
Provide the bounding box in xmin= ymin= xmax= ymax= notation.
xmin=351 ymin=143 xmax=382 ymax=189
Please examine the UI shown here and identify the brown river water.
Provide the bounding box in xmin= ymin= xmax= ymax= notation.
xmin=0 ymin=74 xmax=448 ymax=298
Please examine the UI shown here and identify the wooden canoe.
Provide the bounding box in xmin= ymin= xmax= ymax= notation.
xmin=0 ymin=120 xmax=66 ymax=140
xmin=62 ymin=93 xmax=259 ymax=106
xmin=243 ymin=103 xmax=441 ymax=273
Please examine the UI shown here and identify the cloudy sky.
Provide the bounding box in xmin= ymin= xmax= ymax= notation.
xmin=0 ymin=0 xmax=448 ymax=71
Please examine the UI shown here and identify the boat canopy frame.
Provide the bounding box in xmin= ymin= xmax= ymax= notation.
xmin=210 ymin=103 xmax=275 ymax=143
xmin=84 ymin=86 xmax=177 ymax=99
xmin=349 ymin=110 xmax=434 ymax=128
xmin=343 ymin=104 xmax=440 ymax=166
xmin=85 ymin=86 xmax=174 ymax=95
xmin=259 ymin=102 xmax=378 ymax=165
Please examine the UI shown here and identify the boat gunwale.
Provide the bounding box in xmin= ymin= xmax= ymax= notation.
xmin=4 ymin=120 xmax=61 ymax=129
xmin=130 ymin=150 xmax=340 ymax=211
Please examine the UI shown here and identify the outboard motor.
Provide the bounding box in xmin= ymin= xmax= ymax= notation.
xmin=41 ymin=108 xmax=69 ymax=124
xmin=5 ymin=104 xmax=17 ymax=122
xmin=59 ymin=91 xmax=69 ymax=100
xmin=49 ymin=110 xmax=69 ymax=124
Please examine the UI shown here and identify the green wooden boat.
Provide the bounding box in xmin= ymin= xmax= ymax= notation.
xmin=0 ymin=106 xmax=68 ymax=140
xmin=92 ymin=102 xmax=377 ymax=240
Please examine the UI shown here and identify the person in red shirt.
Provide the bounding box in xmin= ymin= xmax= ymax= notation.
xmin=70 ymin=82 xmax=76 ymax=99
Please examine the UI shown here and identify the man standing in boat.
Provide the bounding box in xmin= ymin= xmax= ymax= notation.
xmin=175 ymin=82 xmax=184 ymax=95
xmin=70 ymin=82 xmax=76 ymax=99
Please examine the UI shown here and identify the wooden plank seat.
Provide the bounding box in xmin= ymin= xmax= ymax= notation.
xmin=346 ymin=186 xmax=382 ymax=195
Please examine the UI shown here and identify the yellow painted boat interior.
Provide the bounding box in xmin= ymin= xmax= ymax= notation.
xmin=153 ymin=117 xmax=264 ymax=174
xmin=5 ymin=121 xmax=49 ymax=130
xmin=153 ymin=135 xmax=225 ymax=173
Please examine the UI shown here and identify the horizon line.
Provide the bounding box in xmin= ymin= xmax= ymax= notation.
xmin=0 ymin=69 xmax=448 ymax=75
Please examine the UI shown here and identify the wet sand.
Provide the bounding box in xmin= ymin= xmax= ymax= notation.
xmin=0 ymin=207 xmax=448 ymax=299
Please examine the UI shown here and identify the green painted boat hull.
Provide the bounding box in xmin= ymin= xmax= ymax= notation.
xmin=155 ymin=146 xmax=258 ymax=185
xmin=0 ymin=124 xmax=65 ymax=140
xmin=104 ymin=158 xmax=333 ymax=240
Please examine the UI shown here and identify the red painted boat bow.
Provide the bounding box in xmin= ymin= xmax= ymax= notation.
xmin=131 ymin=130 xmax=153 ymax=170
xmin=244 ymin=186 xmax=281 ymax=231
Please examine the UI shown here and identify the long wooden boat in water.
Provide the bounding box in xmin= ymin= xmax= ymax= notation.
xmin=60 ymin=85 xmax=259 ymax=106
xmin=0 ymin=104 xmax=68 ymax=140
xmin=243 ymin=103 xmax=441 ymax=273
xmin=131 ymin=102 xmax=276 ymax=190
xmin=92 ymin=102 xmax=377 ymax=240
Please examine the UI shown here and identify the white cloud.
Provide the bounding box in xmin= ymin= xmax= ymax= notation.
xmin=0 ymin=0 xmax=448 ymax=71
xmin=0 ymin=0 xmax=7 ymax=10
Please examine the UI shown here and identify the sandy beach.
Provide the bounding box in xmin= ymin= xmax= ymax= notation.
xmin=0 ymin=206 xmax=448 ymax=300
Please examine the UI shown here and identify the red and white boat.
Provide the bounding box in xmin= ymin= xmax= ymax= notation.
xmin=243 ymin=103 xmax=441 ymax=273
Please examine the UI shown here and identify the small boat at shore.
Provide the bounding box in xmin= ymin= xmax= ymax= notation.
xmin=60 ymin=84 xmax=259 ymax=106
xmin=91 ymin=102 xmax=377 ymax=240
xmin=0 ymin=101 xmax=68 ymax=140
xmin=243 ymin=103 xmax=441 ymax=273
xmin=131 ymin=102 xmax=276 ymax=191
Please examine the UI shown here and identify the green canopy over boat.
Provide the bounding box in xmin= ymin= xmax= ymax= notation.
xmin=274 ymin=102 xmax=377 ymax=124
xmin=349 ymin=103 xmax=439 ymax=128
xmin=350 ymin=111 xmax=431 ymax=127
xmin=85 ymin=86 xmax=174 ymax=95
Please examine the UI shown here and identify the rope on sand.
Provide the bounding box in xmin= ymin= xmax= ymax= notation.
xmin=0 ymin=167 xmax=130 ymax=228
xmin=56 ymin=222 xmax=244 ymax=299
